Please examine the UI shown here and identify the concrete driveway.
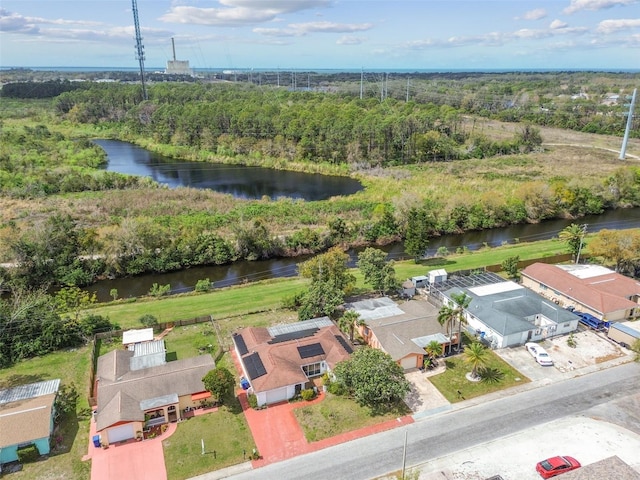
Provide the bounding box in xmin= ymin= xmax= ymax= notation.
xmin=84 ymin=414 xmax=173 ymax=480
xmin=404 ymin=370 xmax=450 ymax=417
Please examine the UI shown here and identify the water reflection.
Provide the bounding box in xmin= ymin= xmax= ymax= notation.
xmin=94 ymin=139 xmax=363 ymax=201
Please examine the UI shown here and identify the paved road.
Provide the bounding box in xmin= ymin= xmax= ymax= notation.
xmin=228 ymin=362 xmax=640 ymax=480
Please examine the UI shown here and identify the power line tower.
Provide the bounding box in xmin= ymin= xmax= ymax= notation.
xmin=619 ymin=88 xmax=637 ymax=160
xmin=131 ymin=0 xmax=147 ymax=100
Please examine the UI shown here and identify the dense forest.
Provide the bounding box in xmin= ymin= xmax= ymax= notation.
xmin=0 ymin=72 xmax=639 ymax=290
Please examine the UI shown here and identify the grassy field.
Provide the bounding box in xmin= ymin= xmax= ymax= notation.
xmin=293 ymin=393 xmax=410 ymax=442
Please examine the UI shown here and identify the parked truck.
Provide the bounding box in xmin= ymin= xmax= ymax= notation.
xmin=573 ymin=311 xmax=610 ymax=331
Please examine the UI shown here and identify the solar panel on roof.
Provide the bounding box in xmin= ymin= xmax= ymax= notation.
xmin=268 ymin=327 xmax=319 ymax=344
xmin=334 ymin=335 xmax=353 ymax=354
xmin=297 ymin=343 xmax=325 ymax=359
xmin=244 ymin=352 xmax=267 ymax=380
xmin=233 ymin=333 xmax=249 ymax=356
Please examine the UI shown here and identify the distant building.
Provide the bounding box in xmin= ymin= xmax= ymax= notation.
xmin=165 ymin=38 xmax=193 ymax=76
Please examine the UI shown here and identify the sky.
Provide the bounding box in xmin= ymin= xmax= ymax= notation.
xmin=1 ymin=0 xmax=639 ymax=71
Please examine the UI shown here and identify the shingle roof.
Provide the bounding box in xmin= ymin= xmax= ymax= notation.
xmin=234 ymin=318 xmax=352 ymax=393
xmin=559 ymin=456 xmax=640 ymax=480
xmin=95 ymin=354 xmax=215 ymax=431
xmin=0 ymin=379 xmax=60 ymax=448
xmin=521 ymin=263 xmax=640 ymax=316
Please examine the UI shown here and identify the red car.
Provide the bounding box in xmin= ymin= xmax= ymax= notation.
xmin=536 ymin=456 xmax=581 ymax=478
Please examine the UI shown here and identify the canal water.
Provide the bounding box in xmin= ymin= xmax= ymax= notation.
xmin=87 ymin=207 xmax=640 ymax=302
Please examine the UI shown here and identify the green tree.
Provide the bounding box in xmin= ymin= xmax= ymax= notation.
xmin=53 ymin=383 xmax=79 ymax=422
xmin=54 ymin=286 xmax=97 ymax=322
xmin=333 ymin=347 xmax=410 ymax=413
xmin=438 ymin=292 xmax=471 ymax=354
xmin=299 ymin=247 xmax=355 ymax=292
xmin=298 ymin=279 xmax=345 ymax=321
xmin=631 ymin=339 xmax=640 ymax=362
xmin=559 ymin=223 xmax=587 ymax=261
xmin=501 ymin=255 xmax=520 ymax=279
xmin=404 ymin=207 xmax=431 ymax=263
xmin=357 ymin=247 xmax=400 ymax=295
xmin=202 ymin=367 xmax=235 ymax=405
xmin=463 ymin=342 xmax=490 ymax=379
xmin=587 ymin=229 xmax=640 ymax=275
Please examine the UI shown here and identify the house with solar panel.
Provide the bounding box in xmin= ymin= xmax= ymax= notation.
xmin=347 ymin=297 xmax=449 ymax=370
xmin=431 ymin=272 xmax=580 ymax=349
xmin=232 ymin=317 xmax=353 ymax=406
xmin=0 ymin=379 xmax=60 ymax=466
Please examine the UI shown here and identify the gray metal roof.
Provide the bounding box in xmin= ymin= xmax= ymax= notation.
xmin=443 ymin=280 xmax=579 ymax=336
xmin=345 ymin=297 xmax=405 ymax=321
xmin=610 ymin=322 xmax=640 ymax=339
xmin=140 ymin=393 xmax=179 ymax=411
xmin=0 ymin=379 xmax=60 ymax=405
xmin=268 ymin=316 xmax=333 ymax=336
xmin=411 ymin=333 xmax=449 ymax=348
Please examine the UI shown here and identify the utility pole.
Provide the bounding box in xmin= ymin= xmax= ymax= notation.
xmin=360 ymin=68 xmax=364 ymax=100
xmin=131 ymin=0 xmax=147 ymax=100
xmin=406 ymin=77 xmax=410 ymax=102
xmin=619 ymin=88 xmax=637 ymax=160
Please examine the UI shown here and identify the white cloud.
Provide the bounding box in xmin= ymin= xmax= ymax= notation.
xmin=336 ymin=35 xmax=365 ymax=45
xmin=160 ymin=0 xmax=331 ymax=27
xmin=596 ymin=17 xmax=640 ymax=32
xmin=563 ymin=0 xmax=638 ymax=14
xmin=550 ymin=19 xmax=569 ymax=29
xmin=288 ymin=21 xmax=372 ymax=33
xmin=520 ymin=9 xmax=548 ymax=21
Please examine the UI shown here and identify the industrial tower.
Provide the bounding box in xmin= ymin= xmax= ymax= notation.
xmin=131 ymin=0 xmax=147 ymax=100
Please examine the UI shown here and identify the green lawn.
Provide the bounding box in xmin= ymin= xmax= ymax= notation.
xmin=162 ymin=398 xmax=255 ymax=480
xmin=428 ymin=349 xmax=530 ymax=403
xmin=293 ymin=393 xmax=410 ymax=442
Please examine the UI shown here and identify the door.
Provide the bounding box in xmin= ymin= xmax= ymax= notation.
xmin=107 ymin=423 xmax=135 ymax=444
xmin=265 ymin=387 xmax=288 ymax=405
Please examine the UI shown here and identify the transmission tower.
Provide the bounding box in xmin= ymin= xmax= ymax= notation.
xmin=131 ymin=0 xmax=147 ymax=100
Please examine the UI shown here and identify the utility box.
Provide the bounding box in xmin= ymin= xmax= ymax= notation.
xmin=92 ymin=435 xmax=101 ymax=448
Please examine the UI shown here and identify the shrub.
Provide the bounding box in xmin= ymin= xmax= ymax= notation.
xmin=195 ymin=278 xmax=211 ymax=293
xmin=148 ymin=283 xmax=171 ymax=297
xmin=247 ymin=393 xmax=258 ymax=409
xmin=301 ymin=388 xmax=316 ymax=401
xmin=17 ymin=444 xmax=40 ymax=463
xmin=328 ymin=382 xmax=348 ymax=396
xmin=138 ymin=314 xmax=158 ymax=327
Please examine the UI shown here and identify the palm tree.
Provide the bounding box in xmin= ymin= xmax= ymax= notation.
xmin=339 ymin=309 xmax=361 ymax=343
xmin=559 ymin=223 xmax=587 ymax=262
xmin=437 ymin=304 xmax=456 ymax=355
xmin=463 ymin=342 xmax=489 ymax=379
xmin=424 ymin=340 xmax=443 ymax=368
xmin=451 ymin=292 xmax=472 ymax=353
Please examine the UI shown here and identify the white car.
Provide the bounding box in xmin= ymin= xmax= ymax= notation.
xmin=525 ymin=342 xmax=554 ymax=366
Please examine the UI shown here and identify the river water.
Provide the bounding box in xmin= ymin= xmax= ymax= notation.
xmin=87 ymin=207 xmax=640 ymax=302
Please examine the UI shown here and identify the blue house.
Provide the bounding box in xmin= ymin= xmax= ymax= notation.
xmin=0 ymin=379 xmax=60 ymax=465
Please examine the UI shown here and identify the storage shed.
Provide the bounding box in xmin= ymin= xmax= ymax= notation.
xmin=608 ymin=321 xmax=640 ymax=348
xmin=428 ymin=269 xmax=448 ymax=285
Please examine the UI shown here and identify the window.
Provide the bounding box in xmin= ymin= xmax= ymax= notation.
xmin=563 ymin=323 xmax=570 ymax=327
xmin=302 ymin=362 xmax=322 ymax=377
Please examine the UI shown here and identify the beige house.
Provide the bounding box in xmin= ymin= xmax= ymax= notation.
xmin=94 ymin=348 xmax=214 ymax=445
xmin=521 ymin=263 xmax=640 ymax=322
xmin=348 ymin=297 xmax=449 ymax=370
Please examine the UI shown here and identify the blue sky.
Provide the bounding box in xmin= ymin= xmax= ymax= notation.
xmin=1 ymin=0 xmax=639 ymax=70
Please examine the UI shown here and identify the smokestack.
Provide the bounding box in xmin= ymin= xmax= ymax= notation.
xmin=171 ymin=37 xmax=176 ymax=61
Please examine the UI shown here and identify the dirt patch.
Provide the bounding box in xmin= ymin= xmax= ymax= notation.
xmin=545 ymin=330 xmax=626 ymax=371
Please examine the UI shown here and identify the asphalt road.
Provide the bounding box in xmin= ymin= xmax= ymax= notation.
xmin=228 ymin=362 xmax=640 ymax=480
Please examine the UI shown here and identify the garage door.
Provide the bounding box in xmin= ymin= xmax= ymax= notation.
xmin=265 ymin=387 xmax=289 ymax=405
xmin=401 ymin=356 xmax=417 ymax=370
xmin=107 ymin=424 xmax=135 ymax=444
